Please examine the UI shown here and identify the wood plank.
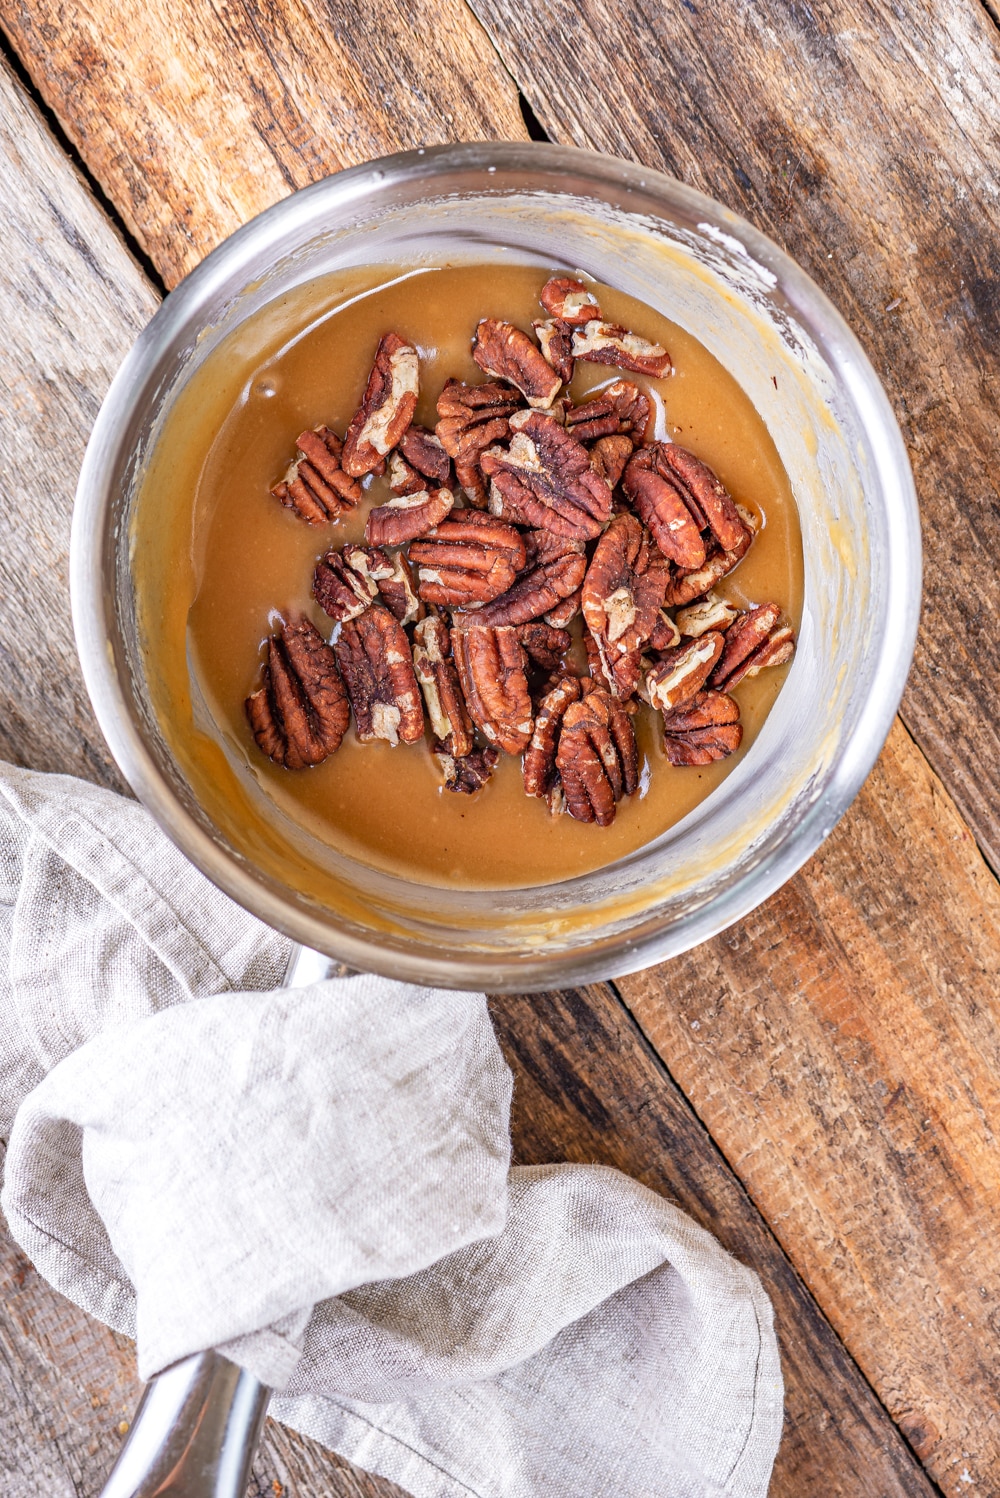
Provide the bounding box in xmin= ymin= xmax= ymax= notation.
xmin=0 ymin=49 xmax=157 ymax=788
xmin=615 ymin=718 xmax=1000 ymax=1490
xmin=0 ymin=51 xmax=409 ymax=1498
xmin=463 ymin=0 xmax=1000 ymax=881
xmin=489 ymin=985 xmax=937 ymax=1498
xmin=0 ymin=0 xmax=527 ymax=288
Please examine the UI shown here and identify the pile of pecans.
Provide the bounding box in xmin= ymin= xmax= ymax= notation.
xmin=246 ymin=277 xmax=795 ymax=827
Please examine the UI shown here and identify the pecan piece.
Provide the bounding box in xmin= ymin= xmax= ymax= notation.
xmin=387 ymin=450 xmax=426 ymax=497
xmin=435 ymin=379 xmax=522 ymax=507
xmin=375 ymin=551 xmax=421 ymax=626
xmin=709 ymin=604 xmax=796 ymax=691
xmin=524 ymin=527 xmax=587 ymax=568
xmin=409 ymin=512 xmax=527 ymax=609
xmin=661 ymin=691 xmax=743 ymax=766
xmin=648 ymin=609 xmax=681 ymax=652
xmin=482 ymin=412 xmax=612 ymax=539
xmin=334 ymin=604 xmax=424 ymax=746
xmin=313 ymin=543 xmax=390 ymax=623
xmin=545 ymin=588 xmax=582 ymax=628
xmin=582 ymin=515 xmax=670 ymax=697
xmin=399 ymin=424 xmax=452 ymax=485
xmin=591 ymin=434 xmax=636 ymax=490
xmin=533 ymin=319 xmax=575 ymax=383
xmin=675 ymin=590 xmax=740 ymax=638
xmin=435 ymin=744 xmax=500 ymax=795
xmin=643 ymin=632 xmax=725 ymax=716
xmin=472 ymin=318 xmax=562 ymax=409
xmin=454 ymin=547 xmax=586 ymax=628
xmin=523 ymin=673 xmax=583 ymax=797
xmin=517 ymin=620 xmax=572 ymax=672
xmin=413 ymin=614 xmax=473 ymax=758
xmin=565 ymin=379 xmax=650 ymax=445
xmin=539 ymin=276 xmax=602 ymax=325
xmin=662 ymin=506 xmax=758 ymax=607
xmin=341 ymin=333 xmax=419 ymax=478
xmin=271 ymin=426 xmax=362 ymax=523
xmin=365 ymin=485 xmax=455 ymax=548
xmin=556 ymin=687 xmax=639 ymax=826
xmin=451 ymin=625 xmax=533 ymax=754
xmin=571 ymin=320 xmax=671 ymax=378
xmin=245 ymin=616 xmax=349 ymax=769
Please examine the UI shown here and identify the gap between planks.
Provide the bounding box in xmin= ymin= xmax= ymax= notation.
xmin=0 ymin=24 xmax=167 ymax=296
xmin=601 ymin=974 xmax=946 ymax=1494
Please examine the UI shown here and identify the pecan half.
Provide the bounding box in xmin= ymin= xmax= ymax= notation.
xmin=341 ymin=333 xmax=419 ymax=478
xmin=517 ymin=620 xmax=572 ymax=672
xmin=472 ymin=319 xmax=562 ymax=409
xmin=435 ymin=744 xmax=500 ymax=795
xmin=556 ymin=687 xmax=639 ymax=826
xmin=643 ymin=632 xmax=725 ymax=716
xmin=452 ymin=625 xmax=533 ymax=754
xmin=533 ymin=318 xmax=575 ymax=383
xmin=565 ymin=379 xmax=650 ymax=445
xmin=709 ymin=604 xmax=796 ymax=691
xmin=539 ymin=276 xmax=603 ymax=324
xmin=571 ymin=321 xmax=671 ymax=378
xmin=334 ymin=604 xmax=424 ymax=745
xmin=399 ymin=424 xmax=452 ymax=485
xmin=313 ymin=543 xmax=391 ymax=623
xmin=365 ymin=485 xmax=455 ymax=548
xmin=661 ymin=691 xmax=743 ymax=766
xmin=662 ymin=506 xmax=758 ymax=607
xmin=375 ymin=552 xmax=421 ymax=626
xmin=246 ymin=616 xmax=349 ymax=769
xmin=435 ymin=379 xmax=522 ymax=507
xmin=590 ymin=435 xmax=634 ymax=490
xmin=482 ymin=412 xmax=612 ymax=539
xmin=582 ymin=515 xmax=670 ymax=697
xmin=675 ymin=590 xmax=740 ymax=638
xmin=523 ymin=673 xmax=583 ymax=797
xmin=623 ymin=446 xmax=705 ymax=568
xmin=412 ymin=614 xmax=473 ymax=758
xmin=271 ymin=427 xmax=362 ymax=523
xmin=409 ymin=512 xmax=527 ymax=609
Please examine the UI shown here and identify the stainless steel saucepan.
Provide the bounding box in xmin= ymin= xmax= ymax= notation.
xmin=71 ymin=142 xmax=921 ymax=1494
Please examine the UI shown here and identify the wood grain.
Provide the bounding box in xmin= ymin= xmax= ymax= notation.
xmin=465 ymin=0 xmax=1000 ymax=883
xmin=615 ymin=718 xmax=1000 ymax=1489
xmin=490 ymin=985 xmax=936 ymax=1498
xmin=0 ymin=49 xmax=156 ymax=788
xmin=1 ymin=0 xmax=999 ymax=1493
xmin=0 ymin=0 xmax=527 ymax=288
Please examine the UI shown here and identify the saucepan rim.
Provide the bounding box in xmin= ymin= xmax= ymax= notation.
xmin=70 ymin=140 xmax=921 ymax=990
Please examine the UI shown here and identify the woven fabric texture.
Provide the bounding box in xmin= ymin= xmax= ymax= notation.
xmin=0 ymin=762 xmax=782 ymax=1497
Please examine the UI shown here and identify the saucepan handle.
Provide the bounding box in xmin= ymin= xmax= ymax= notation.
xmin=98 ymin=944 xmax=340 ymax=1496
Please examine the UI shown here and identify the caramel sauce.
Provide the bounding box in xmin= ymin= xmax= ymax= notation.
xmin=135 ymin=263 xmax=803 ymax=891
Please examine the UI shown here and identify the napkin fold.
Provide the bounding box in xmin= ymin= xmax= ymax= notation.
xmin=0 ymin=762 xmax=783 ymax=1497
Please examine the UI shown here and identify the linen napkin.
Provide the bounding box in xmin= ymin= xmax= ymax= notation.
xmin=0 ymin=760 xmax=783 ymax=1497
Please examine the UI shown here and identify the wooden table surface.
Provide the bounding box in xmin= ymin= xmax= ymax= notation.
xmin=1 ymin=1 xmax=999 ymax=1493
